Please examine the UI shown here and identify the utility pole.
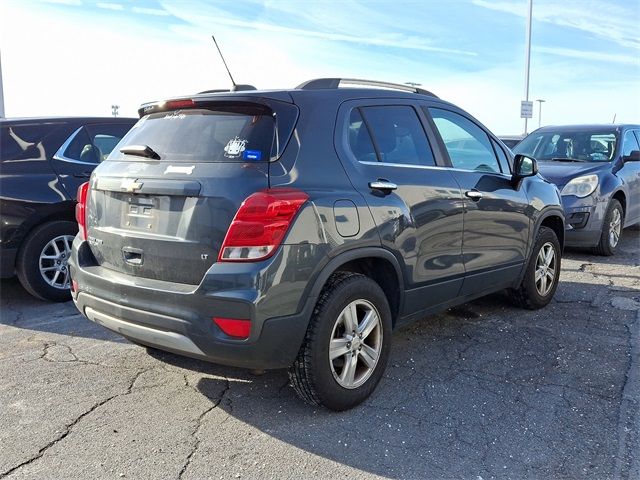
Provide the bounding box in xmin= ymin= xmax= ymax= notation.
xmin=0 ymin=51 xmax=5 ymax=118
xmin=111 ymin=104 xmax=119 ymax=117
xmin=522 ymin=0 xmax=533 ymax=135
xmin=536 ymin=99 xmax=545 ymax=128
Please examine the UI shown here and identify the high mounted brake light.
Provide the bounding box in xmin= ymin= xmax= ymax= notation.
xmin=75 ymin=181 xmax=90 ymax=241
xmin=218 ymin=188 xmax=308 ymax=262
xmin=164 ymin=99 xmax=195 ymax=110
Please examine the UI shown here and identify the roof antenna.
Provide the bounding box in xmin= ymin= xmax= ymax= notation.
xmin=612 ymin=113 xmax=617 ymax=124
xmin=212 ymin=35 xmax=237 ymax=89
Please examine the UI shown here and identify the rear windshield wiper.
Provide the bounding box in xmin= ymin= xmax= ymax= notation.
xmin=119 ymin=145 xmax=161 ymax=160
xmin=551 ymin=157 xmax=587 ymax=162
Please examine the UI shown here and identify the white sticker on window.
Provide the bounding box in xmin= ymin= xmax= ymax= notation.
xmin=224 ymin=136 xmax=248 ymax=158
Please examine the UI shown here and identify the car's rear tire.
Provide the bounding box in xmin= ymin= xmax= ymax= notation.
xmin=593 ymin=199 xmax=623 ymax=256
xmin=289 ymin=272 xmax=392 ymax=411
xmin=16 ymin=220 xmax=77 ymax=302
xmin=509 ymin=226 xmax=561 ymax=310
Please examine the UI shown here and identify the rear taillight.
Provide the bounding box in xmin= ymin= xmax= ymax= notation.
xmin=75 ymin=181 xmax=90 ymax=240
xmin=218 ymin=188 xmax=308 ymax=262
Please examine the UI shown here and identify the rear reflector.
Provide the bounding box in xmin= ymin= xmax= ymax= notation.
xmin=75 ymin=181 xmax=90 ymax=240
xmin=213 ymin=317 xmax=251 ymax=339
xmin=218 ymin=188 xmax=308 ymax=262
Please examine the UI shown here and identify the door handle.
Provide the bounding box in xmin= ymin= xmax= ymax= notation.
xmin=369 ymin=179 xmax=398 ymax=193
xmin=465 ymin=190 xmax=483 ymax=201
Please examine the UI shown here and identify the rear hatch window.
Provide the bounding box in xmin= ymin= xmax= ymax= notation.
xmin=108 ymin=104 xmax=290 ymax=163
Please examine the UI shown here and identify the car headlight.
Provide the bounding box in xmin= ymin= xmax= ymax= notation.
xmin=560 ymin=175 xmax=598 ymax=198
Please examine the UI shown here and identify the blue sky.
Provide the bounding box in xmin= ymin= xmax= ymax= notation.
xmin=1 ymin=0 xmax=638 ymax=133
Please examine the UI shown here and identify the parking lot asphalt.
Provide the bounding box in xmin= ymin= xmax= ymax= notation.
xmin=1 ymin=231 xmax=639 ymax=480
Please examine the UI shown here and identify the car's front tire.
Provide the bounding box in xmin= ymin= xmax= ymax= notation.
xmin=594 ymin=199 xmax=623 ymax=256
xmin=289 ymin=272 xmax=392 ymax=411
xmin=16 ymin=220 xmax=77 ymax=302
xmin=509 ymin=226 xmax=561 ymax=310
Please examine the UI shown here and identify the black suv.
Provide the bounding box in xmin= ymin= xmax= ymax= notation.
xmin=69 ymin=79 xmax=564 ymax=410
xmin=1 ymin=116 xmax=136 ymax=301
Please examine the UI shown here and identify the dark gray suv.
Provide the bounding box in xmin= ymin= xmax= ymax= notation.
xmin=69 ymin=78 xmax=564 ymax=410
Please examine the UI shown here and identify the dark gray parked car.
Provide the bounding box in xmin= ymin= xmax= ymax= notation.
xmin=69 ymin=78 xmax=564 ymax=410
xmin=514 ymin=124 xmax=640 ymax=255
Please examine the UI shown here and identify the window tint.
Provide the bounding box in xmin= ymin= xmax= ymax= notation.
xmin=347 ymin=109 xmax=377 ymax=163
xmin=359 ymin=106 xmax=436 ymax=166
xmin=491 ymin=138 xmax=510 ymax=173
xmin=622 ymin=130 xmax=639 ymax=157
xmin=109 ymin=108 xmax=275 ymax=163
xmin=429 ymin=108 xmax=500 ymax=173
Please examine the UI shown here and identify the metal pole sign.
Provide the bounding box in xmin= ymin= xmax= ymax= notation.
xmin=521 ymin=100 xmax=533 ymax=119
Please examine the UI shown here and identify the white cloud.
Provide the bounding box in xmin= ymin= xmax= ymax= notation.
xmin=472 ymin=0 xmax=640 ymax=50
xmin=41 ymin=0 xmax=82 ymax=5
xmin=161 ymin=4 xmax=477 ymax=57
xmin=96 ymin=2 xmax=123 ymax=11
xmin=533 ymin=46 xmax=639 ymax=66
xmin=131 ymin=6 xmax=169 ymax=16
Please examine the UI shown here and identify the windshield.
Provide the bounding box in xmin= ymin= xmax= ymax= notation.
xmin=514 ymin=130 xmax=618 ymax=162
xmin=108 ymin=107 xmax=275 ymax=162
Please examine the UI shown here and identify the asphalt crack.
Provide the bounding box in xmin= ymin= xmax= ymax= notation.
xmin=0 ymin=369 xmax=148 ymax=479
xmin=177 ymin=376 xmax=231 ymax=480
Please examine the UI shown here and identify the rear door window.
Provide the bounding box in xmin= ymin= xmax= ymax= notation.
xmin=109 ymin=108 xmax=276 ymax=162
xmin=63 ymin=124 xmax=132 ymax=163
xmin=353 ymin=106 xmax=436 ymax=166
xmin=429 ymin=108 xmax=502 ymax=173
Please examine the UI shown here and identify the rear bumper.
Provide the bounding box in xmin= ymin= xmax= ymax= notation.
xmin=0 ymin=247 xmax=17 ymax=278
xmin=69 ymin=240 xmax=317 ymax=369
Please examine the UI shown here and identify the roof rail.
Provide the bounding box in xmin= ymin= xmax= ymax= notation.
xmin=198 ymin=84 xmax=257 ymax=94
xmin=296 ymin=78 xmax=438 ymax=98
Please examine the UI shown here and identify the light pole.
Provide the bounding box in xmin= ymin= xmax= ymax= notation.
xmin=111 ymin=104 xmax=119 ymax=117
xmin=536 ymin=99 xmax=545 ymax=128
xmin=522 ymin=0 xmax=533 ymax=135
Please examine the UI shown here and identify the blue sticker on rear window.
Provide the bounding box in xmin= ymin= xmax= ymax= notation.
xmin=243 ymin=150 xmax=262 ymax=161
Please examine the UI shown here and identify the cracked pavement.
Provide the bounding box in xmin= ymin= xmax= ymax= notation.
xmin=1 ymin=231 xmax=638 ymax=479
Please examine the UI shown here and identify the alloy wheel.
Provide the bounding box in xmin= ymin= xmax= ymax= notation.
xmin=329 ymin=299 xmax=383 ymax=389
xmin=609 ymin=208 xmax=622 ymax=248
xmin=39 ymin=235 xmax=74 ymax=290
xmin=534 ymin=241 xmax=556 ymax=297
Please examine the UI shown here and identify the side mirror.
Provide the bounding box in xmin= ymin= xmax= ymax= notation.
xmin=513 ymin=154 xmax=538 ymax=178
xmin=623 ymin=150 xmax=640 ymax=162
